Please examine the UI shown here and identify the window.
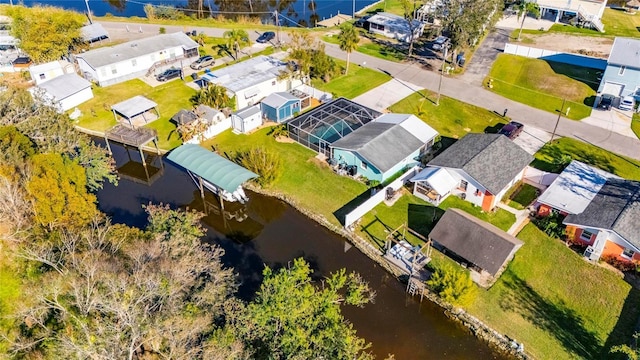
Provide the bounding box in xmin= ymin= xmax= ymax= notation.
xmin=271 ymin=80 xmax=276 ymax=85
xmin=622 ymin=248 xmax=635 ymax=259
xmin=619 ymin=66 xmax=626 ymax=76
xmin=475 ymin=189 xmax=482 ymax=196
xmin=580 ymin=230 xmax=594 ymax=241
xmin=110 ymin=65 xmax=117 ymax=75
xmin=361 ymin=162 xmax=368 ymax=170
xmin=459 ymin=180 xmax=468 ymax=191
xmin=131 ymin=59 xmax=137 ymax=66
xmin=39 ymin=73 xmax=45 ymax=80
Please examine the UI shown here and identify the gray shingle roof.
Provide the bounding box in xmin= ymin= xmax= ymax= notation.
xmin=171 ymin=109 xmax=198 ymax=125
xmin=608 ymin=37 xmax=640 ymax=69
xmin=429 ymin=209 xmax=523 ymax=276
xmin=77 ymin=32 xmax=198 ymax=69
xmin=428 ymin=133 xmax=533 ymax=194
xmin=331 ymin=122 xmax=424 ymax=172
xmin=38 ymin=73 xmax=91 ymax=100
xmin=565 ymin=179 xmax=640 ymax=249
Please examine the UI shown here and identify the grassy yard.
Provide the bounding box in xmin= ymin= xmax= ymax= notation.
xmin=503 ymin=183 xmax=539 ymax=210
xmin=468 ymin=223 xmax=640 ymax=360
xmin=519 ymin=9 xmax=640 ymax=38
xmin=389 ymin=90 xmax=508 ymax=139
xmin=76 ymin=79 xmax=196 ymax=150
xmin=632 ymin=113 xmax=640 ymax=140
xmin=201 ymin=128 xmax=367 ymax=226
xmin=311 ymin=59 xmax=391 ymax=99
xmin=357 ymin=193 xmax=515 ymax=250
xmin=486 ymin=54 xmax=597 ymax=120
xmin=323 ymin=33 xmax=406 ymax=62
xmin=362 ymin=0 xmax=406 ymax=16
xmin=533 ymin=137 xmax=640 ymax=180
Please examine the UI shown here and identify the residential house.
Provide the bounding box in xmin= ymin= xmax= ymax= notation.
xmin=330 ymin=113 xmax=438 ymax=183
xmin=564 ymin=179 xmax=640 ymax=263
xmin=231 ymin=105 xmax=263 ymax=134
xmin=366 ymin=12 xmax=425 ymax=43
xmin=29 ymin=60 xmax=75 ymax=85
xmin=428 ymin=209 xmax=524 ymax=286
xmin=76 ymin=32 xmax=199 ymax=86
xmin=534 ymin=0 xmax=606 ymax=32
xmin=35 ymin=73 xmax=93 ymax=112
xmin=536 ymin=160 xmax=619 ymax=216
xmin=201 ymin=55 xmax=302 ymax=110
xmin=411 ymin=133 xmax=533 ymax=211
xmin=261 ymin=92 xmax=301 ymax=123
xmin=597 ymin=37 xmax=640 ymax=103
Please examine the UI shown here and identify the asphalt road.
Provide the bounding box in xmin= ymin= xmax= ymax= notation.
xmin=461 ymin=27 xmax=511 ymax=86
xmin=98 ymin=20 xmax=640 ymax=161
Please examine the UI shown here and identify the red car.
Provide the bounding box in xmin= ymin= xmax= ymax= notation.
xmin=498 ymin=121 xmax=524 ymax=140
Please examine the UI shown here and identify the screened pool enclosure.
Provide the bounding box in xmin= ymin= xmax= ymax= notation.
xmin=286 ymin=98 xmax=382 ymax=157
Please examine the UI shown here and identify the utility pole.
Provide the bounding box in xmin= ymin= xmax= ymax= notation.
xmin=551 ymin=98 xmax=569 ymax=142
xmin=85 ymin=0 xmax=93 ymax=24
xmin=353 ymin=0 xmax=356 ymax=18
xmin=435 ymin=45 xmax=448 ymax=106
xmin=274 ymin=10 xmax=281 ymax=44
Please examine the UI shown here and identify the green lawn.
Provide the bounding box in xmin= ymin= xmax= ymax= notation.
xmin=518 ymin=9 xmax=640 ymax=38
xmin=533 ymin=137 xmax=640 ymax=180
xmin=201 ymin=128 xmax=367 ymax=226
xmin=389 ymin=90 xmax=508 ymax=139
xmin=632 ymin=113 xmax=640 ymax=141
xmin=357 ymin=193 xmax=515 ymax=250
xmin=468 ymin=224 xmax=640 ymax=360
xmin=487 ymin=54 xmax=597 ymax=120
xmin=362 ymin=0 xmax=406 ymax=16
xmin=504 ymin=183 xmax=539 ymax=210
xmin=323 ymin=33 xmax=405 ymax=62
xmin=311 ymin=59 xmax=391 ymax=99
xmin=76 ymin=79 xmax=196 ymax=150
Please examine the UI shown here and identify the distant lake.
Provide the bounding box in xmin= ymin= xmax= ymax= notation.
xmin=2 ymin=0 xmax=378 ymax=27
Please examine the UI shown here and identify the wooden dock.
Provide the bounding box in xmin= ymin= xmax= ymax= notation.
xmin=316 ymin=14 xmax=352 ymax=27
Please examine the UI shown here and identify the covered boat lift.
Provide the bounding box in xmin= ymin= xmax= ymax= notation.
xmin=167 ymin=144 xmax=258 ymax=204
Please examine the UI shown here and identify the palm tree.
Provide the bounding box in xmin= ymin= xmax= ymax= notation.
xmin=337 ymin=23 xmax=359 ymax=74
xmin=191 ymin=84 xmax=232 ymax=109
xmin=517 ymin=1 xmax=541 ymax=41
xmin=223 ymin=29 xmax=250 ymax=60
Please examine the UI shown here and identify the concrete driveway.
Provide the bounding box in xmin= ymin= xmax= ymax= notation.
xmin=352 ymin=78 xmax=423 ymax=112
xmin=581 ymin=107 xmax=637 ymax=138
xmin=513 ymin=125 xmax=553 ymax=155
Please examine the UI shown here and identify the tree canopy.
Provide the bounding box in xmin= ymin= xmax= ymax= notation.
xmin=338 ymin=23 xmax=359 ymax=73
xmin=223 ymin=29 xmax=250 ymax=60
xmin=6 ymin=5 xmax=86 ymax=62
xmin=288 ymin=31 xmax=340 ymax=82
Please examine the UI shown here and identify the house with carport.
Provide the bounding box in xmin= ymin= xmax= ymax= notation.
xmin=75 ymin=32 xmax=198 ymax=86
xmin=564 ymin=179 xmax=640 ymax=263
xmin=597 ymin=37 xmax=640 ymax=103
xmin=410 ymin=133 xmax=533 ymax=211
xmin=330 ymin=113 xmax=438 ymax=183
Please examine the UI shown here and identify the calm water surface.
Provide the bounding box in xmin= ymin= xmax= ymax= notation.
xmin=96 ymin=143 xmax=512 ymax=359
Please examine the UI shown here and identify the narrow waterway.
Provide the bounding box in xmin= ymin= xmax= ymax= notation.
xmin=96 ymin=143 xmax=512 ymax=359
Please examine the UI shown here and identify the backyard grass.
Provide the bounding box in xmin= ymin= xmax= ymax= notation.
xmin=357 ymin=193 xmax=515 ymax=250
xmin=468 ymin=223 xmax=640 ymax=360
xmin=201 ymin=128 xmax=367 ymax=226
xmin=632 ymin=113 xmax=640 ymax=141
xmin=389 ymin=90 xmax=508 ymax=139
xmin=76 ymin=79 xmax=196 ymax=150
xmin=486 ymin=54 xmax=597 ymax=120
xmin=311 ymin=59 xmax=391 ymax=99
xmin=503 ymin=183 xmax=539 ymax=210
xmin=533 ymin=137 xmax=640 ymax=180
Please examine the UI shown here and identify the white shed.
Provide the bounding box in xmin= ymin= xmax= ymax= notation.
xmin=36 ymin=73 xmax=93 ymax=112
xmin=231 ymin=105 xmax=263 ymax=134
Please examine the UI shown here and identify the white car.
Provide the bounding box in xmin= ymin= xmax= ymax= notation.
xmin=619 ymin=95 xmax=635 ymax=111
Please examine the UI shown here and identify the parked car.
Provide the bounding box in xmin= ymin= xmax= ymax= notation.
xmin=498 ymin=121 xmax=524 ymax=140
xmin=12 ymin=56 xmax=31 ymax=67
xmin=256 ymin=31 xmax=275 ymax=43
xmin=432 ymin=36 xmax=450 ymax=51
xmin=619 ymin=95 xmax=635 ymax=111
xmin=190 ymin=55 xmax=215 ymax=70
xmin=156 ymin=68 xmax=182 ymax=82
xmin=598 ymin=94 xmax=615 ymax=111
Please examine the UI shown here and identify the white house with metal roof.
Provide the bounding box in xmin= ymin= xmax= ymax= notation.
xmin=75 ymin=32 xmax=198 ymax=86
xmin=201 ymin=54 xmax=302 ymax=110
xmin=34 ymin=73 xmax=93 ymax=112
xmin=366 ymin=12 xmax=425 ymax=43
xmin=597 ymin=37 xmax=640 ymax=102
xmin=29 ymin=60 xmax=75 ymax=85
xmin=331 ymin=113 xmax=438 ymax=182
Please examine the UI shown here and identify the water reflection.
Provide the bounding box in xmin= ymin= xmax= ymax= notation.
xmin=95 ymin=142 xmax=511 ymax=360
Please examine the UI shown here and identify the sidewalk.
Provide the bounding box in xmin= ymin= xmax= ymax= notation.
xmin=496 ymin=202 xmax=530 ymax=236
xmin=352 ymin=78 xmax=423 ymax=112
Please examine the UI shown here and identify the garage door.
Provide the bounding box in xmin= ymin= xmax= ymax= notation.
xmin=602 ymin=82 xmax=624 ymax=96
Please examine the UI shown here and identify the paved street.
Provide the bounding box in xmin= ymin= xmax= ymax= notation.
xmin=98 ymin=20 xmax=640 ymax=161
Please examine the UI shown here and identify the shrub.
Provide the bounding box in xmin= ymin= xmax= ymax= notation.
xmin=534 ymin=212 xmax=566 ymax=239
xmin=602 ymin=254 xmax=637 ymax=273
xmin=159 ymin=27 xmax=166 ymax=34
xmin=238 ymin=147 xmax=282 ymax=187
xmin=427 ymin=264 xmax=477 ymax=307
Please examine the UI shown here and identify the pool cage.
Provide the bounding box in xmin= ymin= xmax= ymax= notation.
xmin=286 ymin=97 xmax=382 ymax=157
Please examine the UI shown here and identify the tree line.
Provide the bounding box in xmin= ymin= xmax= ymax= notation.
xmin=0 ymin=86 xmax=376 ymax=359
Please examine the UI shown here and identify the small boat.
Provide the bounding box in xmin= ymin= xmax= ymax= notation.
xmin=187 ymin=170 xmax=249 ymax=204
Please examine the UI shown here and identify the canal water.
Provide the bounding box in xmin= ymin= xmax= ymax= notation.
xmin=96 ymin=143 xmax=511 ymax=359
xmin=8 ymin=0 xmax=378 ymax=27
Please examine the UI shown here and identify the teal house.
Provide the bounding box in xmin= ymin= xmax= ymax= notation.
xmin=261 ymin=92 xmax=301 ymax=122
xmin=598 ymin=37 xmax=640 ymax=102
xmin=331 ymin=114 xmax=438 ymax=182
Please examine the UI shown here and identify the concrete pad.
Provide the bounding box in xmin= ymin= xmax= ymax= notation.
xmin=512 ymin=125 xmax=553 ymax=155
xmin=496 ymin=14 xmax=555 ymax=30
xmin=581 ymin=107 xmax=637 ymax=138
xmin=352 ymin=78 xmax=423 ymax=112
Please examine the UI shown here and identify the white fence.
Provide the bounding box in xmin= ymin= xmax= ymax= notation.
xmin=344 ymin=166 xmax=421 ymax=228
xmin=503 ymin=43 xmax=607 ymax=69
xmin=523 ymin=166 xmax=558 ymax=187
xmin=504 ymin=43 xmax=560 ymax=59
xmin=185 ymin=118 xmax=231 ymax=144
